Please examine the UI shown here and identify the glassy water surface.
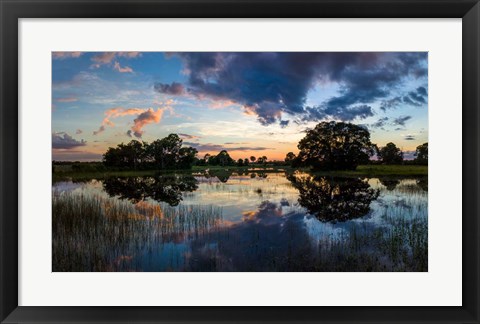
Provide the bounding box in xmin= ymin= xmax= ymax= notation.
xmin=52 ymin=171 xmax=427 ymax=272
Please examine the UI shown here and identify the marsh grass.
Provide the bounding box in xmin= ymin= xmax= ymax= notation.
xmin=52 ymin=190 xmax=223 ymax=271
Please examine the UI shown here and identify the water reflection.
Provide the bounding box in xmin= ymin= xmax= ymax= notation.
xmin=103 ymin=174 xmax=198 ymax=206
xmin=52 ymin=171 xmax=428 ymax=272
xmin=187 ymin=201 xmax=315 ymax=271
xmin=378 ymin=177 xmax=400 ymax=191
xmin=287 ymin=174 xmax=379 ymax=222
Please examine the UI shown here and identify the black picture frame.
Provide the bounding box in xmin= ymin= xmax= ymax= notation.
xmin=1 ymin=1 xmax=479 ymax=323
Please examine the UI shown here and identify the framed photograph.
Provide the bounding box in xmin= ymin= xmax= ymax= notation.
xmin=1 ymin=0 xmax=479 ymax=323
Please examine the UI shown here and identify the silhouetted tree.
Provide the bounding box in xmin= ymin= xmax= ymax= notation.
xmin=297 ymin=121 xmax=376 ymax=170
xmin=285 ymin=152 xmax=297 ymax=165
xmin=261 ymin=156 xmax=268 ymax=165
xmin=250 ymin=156 xmax=256 ymax=163
xmin=214 ymin=150 xmax=234 ymax=166
xmin=237 ymin=158 xmax=244 ymax=166
xmin=414 ymin=143 xmax=428 ymax=165
xmin=243 ymin=158 xmax=250 ymax=166
xmin=378 ymin=142 xmax=403 ymax=165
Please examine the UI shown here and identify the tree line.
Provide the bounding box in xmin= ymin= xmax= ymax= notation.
xmin=101 ymin=121 xmax=428 ymax=171
xmin=102 ymin=134 xmax=271 ymax=170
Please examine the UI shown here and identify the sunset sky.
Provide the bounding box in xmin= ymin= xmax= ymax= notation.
xmin=52 ymin=52 xmax=428 ymax=161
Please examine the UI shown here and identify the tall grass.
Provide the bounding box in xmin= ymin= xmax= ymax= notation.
xmin=52 ymin=190 xmax=223 ymax=271
xmin=309 ymin=213 xmax=427 ymax=272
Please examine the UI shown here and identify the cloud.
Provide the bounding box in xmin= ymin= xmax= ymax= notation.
xmin=404 ymin=134 xmax=416 ymax=140
xmin=113 ymin=61 xmax=133 ymax=73
xmin=154 ymin=82 xmax=186 ymax=95
xmin=52 ymin=132 xmax=86 ymax=149
xmin=183 ymin=142 xmax=271 ymax=152
xmin=164 ymin=52 xmax=427 ymax=125
xmin=94 ymin=105 xmax=168 ymax=138
xmin=393 ymin=115 xmax=412 ymax=126
xmin=403 ymin=86 xmax=428 ymax=106
xmin=54 ymin=97 xmax=78 ymax=103
xmin=380 ymin=97 xmax=403 ymax=112
xmin=279 ymin=120 xmax=290 ymax=128
xmin=131 ymin=109 xmax=164 ymax=138
xmin=75 ymin=129 xmax=83 ymax=134
xmin=380 ymin=86 xmax=428 ymax=111
xmin=178 ymin=133 xmax=200 ymax=140
xmin=91 ymin=52 xmax=141 ymax=69
xmin=371 ymin=117 xmax=389 ymax=128
xmin=304 ymin=104 xmax=374 ymax=122
xmin=52 ymin=52 xmax=83 ymax=59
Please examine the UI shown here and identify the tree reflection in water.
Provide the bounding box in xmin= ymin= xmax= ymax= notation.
xmin=378 ymin=177 xmax=400 ymax=191
xmin=103 ymin=174 xmax=198 ymax=206
xmin=287 ymin=174 xmax=379 ymax=222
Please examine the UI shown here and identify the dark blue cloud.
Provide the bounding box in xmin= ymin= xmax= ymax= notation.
xmin=157 ymin=52 xmax=427 ymax=125
xmin=154 ymin=82 xmax=185 ymax=95
xmin=52 ymin=132 xmax=86 ymax=149
xmin=380 ymin=86 xmax=428 ymax=111
xmin=393 ymin=115 xmax=412 ymax=126
xmin=279 ymin=120 xmax=290 ymax=128
xmin=304 ymin=104 xmax=374 ymax=122
xmin=371 ymin=117 xmax=389 ymax=128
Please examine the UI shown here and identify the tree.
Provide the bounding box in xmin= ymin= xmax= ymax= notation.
xmin=378 ymin=142 xmax=403 ymax=165
xmin=261 ymin=156 xmax=268 ymax=165
xmin=103 ymin=140 xmax=145 ymax=169
xmin=297 ymin=121 xmax=376 ymax=170
xmin=204 ymin=153 xmax=211 ymax=164
xmin=285 ymin=152 xmax=297 ymax=165
xmin=210 ymin=150 xmax=234 ymax=166
xmin=243 ymin=158 xmax=250 ymax=166
xmin=414 ymin=143 xmax=428 ymax=165
xmin=237 ymin=158 xmax=244 ymax=166
xmin=250 ymin=156 xmax=256 ymax=163
xmin=177 ymin=147 xmax=198 ymax=169
xmin=147 ymin=134 xmax=183 ymax=169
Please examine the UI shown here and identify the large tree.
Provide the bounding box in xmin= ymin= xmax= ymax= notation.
xmin=414 ymin=143 xmax=428 ymax=165
xmin=378 ymin=142 xmax=403 ymax=165
xmin=297 ymin=121 xmax=376 ymax=170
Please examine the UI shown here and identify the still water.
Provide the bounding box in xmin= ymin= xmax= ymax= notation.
xmin=52 ymin=171 xmax=427 ymax=272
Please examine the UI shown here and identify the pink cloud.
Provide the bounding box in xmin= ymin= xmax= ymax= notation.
xmin=91 ymin=52 xmax=142 ymax=69
xmin=113 ymin=61 xmax=133 ymax=73
xmin=91 ymin=52 xmax=117 ymax=65
xmin=94 ymin=103 xmax=171 ymax=137
xmin=129 ymin=109 xmax=164 ymax=138
xmin=52 ymin=52 xmax=83 ymax=59
xmin=118 ymin=52 xmax=141 ymax=58
xmin=54 ymin=97 xmax=78 ymax=103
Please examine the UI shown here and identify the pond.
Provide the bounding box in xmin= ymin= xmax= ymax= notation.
xmin=52 ymin=170 xmax=428 ymax=272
